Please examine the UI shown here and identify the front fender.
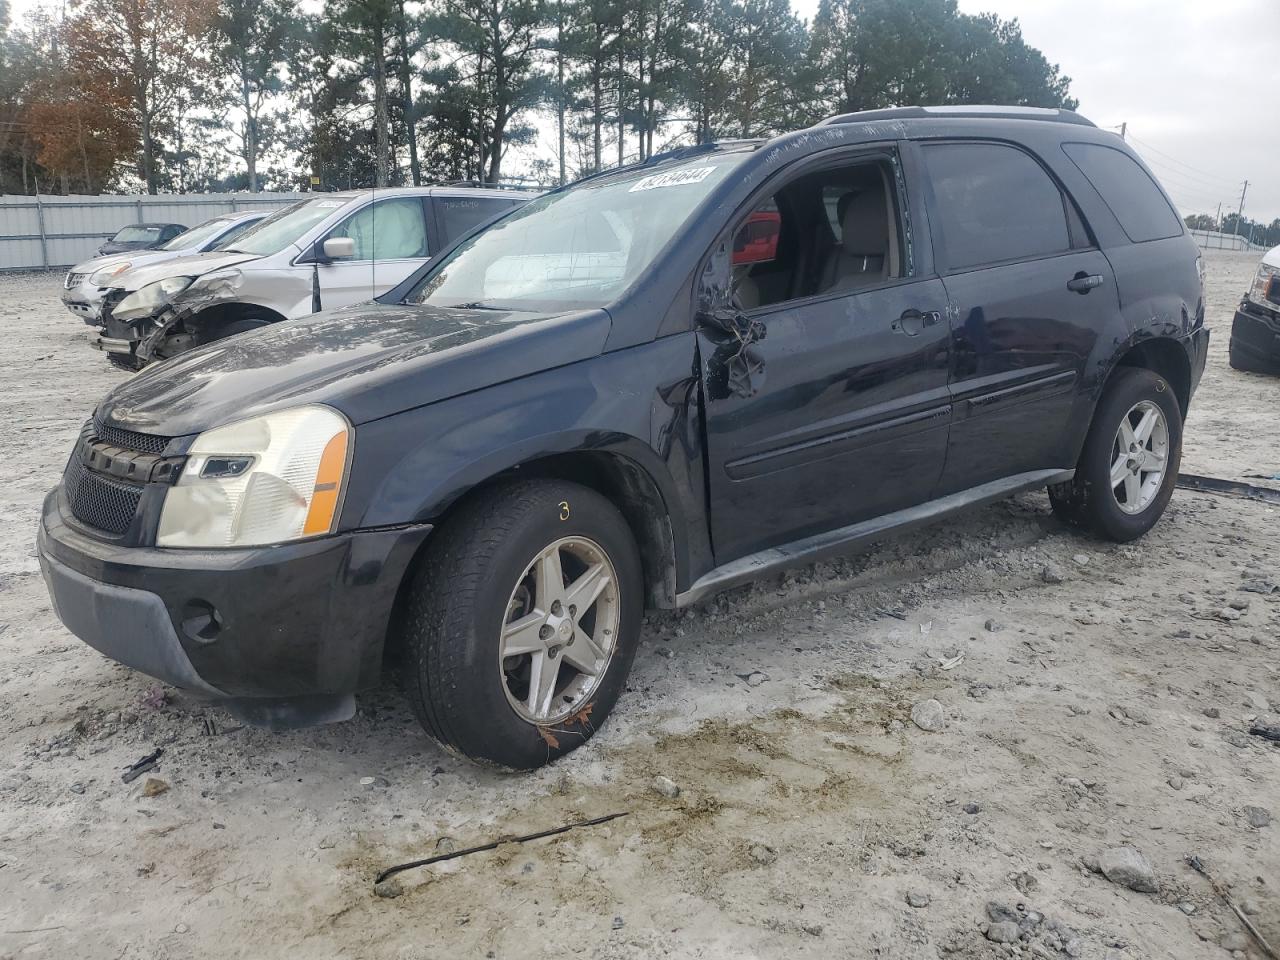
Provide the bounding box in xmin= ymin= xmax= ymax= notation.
xmin=340 ymin=334 xmax=713 ymax=590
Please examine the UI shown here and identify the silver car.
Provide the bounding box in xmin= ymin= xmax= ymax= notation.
xmin=94 ymin=187 xmax=531 ymax=368
xmin=61 ymin=211 xmax=268 ymax=324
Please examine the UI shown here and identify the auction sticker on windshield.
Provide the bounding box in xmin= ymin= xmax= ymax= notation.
xmin=628 ymin=167 xmax=717 ymax=192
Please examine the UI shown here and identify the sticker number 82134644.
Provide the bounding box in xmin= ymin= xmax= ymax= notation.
xmin=628 ymin=167 xmax=716 ymax=193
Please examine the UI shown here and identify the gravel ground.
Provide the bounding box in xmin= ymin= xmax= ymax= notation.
xmin=0 ymin=251 xmax=1277 ymax=960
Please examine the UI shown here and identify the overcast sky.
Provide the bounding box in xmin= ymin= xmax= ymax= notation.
xmin=791 ymin=0 xmax=1279 ymax=223
xmin=7 ymin=0 xmax=1277 ymax=222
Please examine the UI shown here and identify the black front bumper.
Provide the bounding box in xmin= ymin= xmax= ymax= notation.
xmin=1231 ymin=304 xmax=1280 ymax=366
xmin=38 ymin=489 xmax=431 ymax=726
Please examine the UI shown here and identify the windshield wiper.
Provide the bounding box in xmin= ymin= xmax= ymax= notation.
xmin=449 ymin=301 xmax=504 ymax=311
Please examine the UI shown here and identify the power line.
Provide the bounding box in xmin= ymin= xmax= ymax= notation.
xmin=1124 ymin=132 xmax=1240 ymax=188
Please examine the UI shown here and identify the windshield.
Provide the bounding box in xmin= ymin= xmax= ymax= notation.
xmin=222 ymin=197 xmax=353 ymax=257
xmin=160 ymin=217 xmax=234 ymax=251
xmin=113 ymin=225 xmax=163 ymax=242
xmin=411 ymin=156 xmax=745 ymax=311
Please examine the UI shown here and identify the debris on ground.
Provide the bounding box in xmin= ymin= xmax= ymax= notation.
xmin=120 ymin=748 xmax=163 ymax=784
xmin=1097 ymin=846 xmax=1159 ymax=893
xmin=910 ymin=698 xmax=946 ymax=732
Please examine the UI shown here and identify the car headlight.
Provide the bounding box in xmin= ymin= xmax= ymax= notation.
xmin=1247 ymin=262 xmax=1279 ymax=311
xmin=89 ymin=262 xmax=132 ymax=285
xmin=157 ymin=405 xmax=351 ymax=548
xmin=112 ymin=276 xmax=194 ymax=322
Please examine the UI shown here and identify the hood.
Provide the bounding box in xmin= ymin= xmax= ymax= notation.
xmin=1265 ymin=245 xmax=1280 ymax=270
xmin=71 ymin=247 xmax=185 ymax=278
xmin=110 ymin=249 xmax=264 ymax=293
xmin=96 ymin=301 xmax=613 ymax=436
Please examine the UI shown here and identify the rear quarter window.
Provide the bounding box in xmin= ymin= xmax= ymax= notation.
xmin=1062 ymin=142 xmax=1183 ymax=243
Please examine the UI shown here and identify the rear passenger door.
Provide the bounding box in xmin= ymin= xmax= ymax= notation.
xmin=917 ymin=140 xmax=1115 ymax=494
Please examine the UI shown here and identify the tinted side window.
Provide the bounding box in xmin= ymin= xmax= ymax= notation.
xmin=922 ymin=142 xmax=1071 ymax=271
xmin=436 ymin=197 xmax=513 ymax=245
xmin=1062 ymin=142 xmax=1182 ymax=243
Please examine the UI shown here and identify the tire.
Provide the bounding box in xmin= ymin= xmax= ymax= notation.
xmin=399 ymin=479 xmax=643 ymax=769
xmin=1054 ymin=367 xmax=1183 ymax=542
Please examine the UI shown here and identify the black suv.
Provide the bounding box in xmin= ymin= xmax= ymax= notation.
xmin=38 ymin=107 xmax=1208 ymax=769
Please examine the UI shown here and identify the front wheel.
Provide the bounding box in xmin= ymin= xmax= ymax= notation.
xmin=399 ymin=480 xmax=643 ymax=769
xmin=1051 ymin=367 xmax=1183 ymax=542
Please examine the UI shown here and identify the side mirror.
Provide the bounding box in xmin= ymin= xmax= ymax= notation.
xmin=322 ymin=237 xmax=356 ymax=260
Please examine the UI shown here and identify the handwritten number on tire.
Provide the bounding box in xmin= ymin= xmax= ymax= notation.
xmin=559 ymin=501 xmax=570 ymax=521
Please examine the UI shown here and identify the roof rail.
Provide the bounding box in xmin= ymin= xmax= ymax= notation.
xmin=440 ymin=179 xmax=539 ymax=192
xmin=817 ymin=105 xmax=1095 ymax=128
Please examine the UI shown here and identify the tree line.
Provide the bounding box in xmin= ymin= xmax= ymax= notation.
xmin=0 ymin=0 xmax=1077 ymax=196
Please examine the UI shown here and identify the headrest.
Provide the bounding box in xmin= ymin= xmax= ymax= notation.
xmin=841 ymin=184 xmax=889 ymax=256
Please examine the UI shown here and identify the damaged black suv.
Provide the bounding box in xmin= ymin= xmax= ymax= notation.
xmin=39 ymin=107 xmax=1208 ymax=769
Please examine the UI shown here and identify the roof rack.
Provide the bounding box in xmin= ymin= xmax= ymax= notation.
xmin=817 ymin=105 xmax=1095 ymax=128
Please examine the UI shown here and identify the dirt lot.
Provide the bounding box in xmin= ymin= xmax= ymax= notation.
xmin=0 ymin=251 xmax=1277 ymax=960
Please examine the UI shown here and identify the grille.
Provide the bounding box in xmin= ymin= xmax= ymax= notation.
xmin=94 ymin=419 xmax=171 ymax=455
xmin=63 ymin=454 xmax=143 ymax=535
xmin=65 ymin=272 xmax=87 ymax=290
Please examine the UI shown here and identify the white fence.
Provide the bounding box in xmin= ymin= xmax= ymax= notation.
xmin=1189 ymin=228 xmax=1269 ymax=253
xmin=0 ymin=192 xmax=307 ymax=271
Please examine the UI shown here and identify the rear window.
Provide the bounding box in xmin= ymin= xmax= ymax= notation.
xmin=1062 ymin=142 xmax=1182 ymax=243
xmin=921 ymin=142 xmax=1071 ymax=271
xmin=436 ymin=197 xmax=517 ymax=245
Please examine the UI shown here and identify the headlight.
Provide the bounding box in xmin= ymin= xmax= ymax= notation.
xmin=112 ymin=276 xmax=194 ymax=322
xmin=1247 ymin=262 xmax=1279 ymax=311
xmin=89 ymin=262 xmax=132 ymax=285
xmin=157 ymin=405 xmax=351 ymax=548
xmin=185 ymin=268 xmax=243 ymax=296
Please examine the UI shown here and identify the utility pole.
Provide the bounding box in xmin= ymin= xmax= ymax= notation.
xmin=1119 ymin=121 xmax=1126 ymax=140
xmin=1236 ymin=180 xmax=1249 ymax=234
xmin=1214 ymin=202 xmax=1222 ymax=231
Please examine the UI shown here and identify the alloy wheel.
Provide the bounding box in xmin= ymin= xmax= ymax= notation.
xmin=499 ymin=536 xmax=620 ymax=724
xmin=1109 ymin=399 xmax=1169 ymax=515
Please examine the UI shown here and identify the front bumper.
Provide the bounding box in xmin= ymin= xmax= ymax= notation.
xmin=60 ymin=285 xmax=104 ymax=325
xmin=38 ymin=488 xmax=432 ymax=726
xmin=1230 ymin=303 xmax=1280 ymax=366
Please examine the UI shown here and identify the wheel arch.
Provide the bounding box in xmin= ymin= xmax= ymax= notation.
xmin=1108 ymin=335 xmax=1192 ymax=417
xmin=191 ymin=300 xmax=289 ymax=333
xmin=385 ymin=442 xmax=683 ymax=614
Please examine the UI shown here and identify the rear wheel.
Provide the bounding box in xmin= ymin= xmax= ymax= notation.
xmin=1050 ymin=367 xmax=1182 ymax=542
xmin=399 ymin=480 xmax=643 ymax=769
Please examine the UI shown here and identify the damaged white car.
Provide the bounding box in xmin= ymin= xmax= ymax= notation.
xmin=94 ymin=186 xmax=531 ymax=369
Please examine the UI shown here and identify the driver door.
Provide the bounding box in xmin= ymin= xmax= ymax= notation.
xmin=318 ymin=196 xmax=432 ymax=310
xmin=696 ymin=149 xmax=952 ymax=563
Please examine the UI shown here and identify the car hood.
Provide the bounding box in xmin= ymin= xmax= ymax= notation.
xmin=109 ymin=250 xmax=264 ymax=292
xmin=1264 ymin=245 xmax=1280 ymax=270
xmin=96 ymin=301 xmax=614 ymax=435
xmin=71 ymin=248 xmax=185 ymax=277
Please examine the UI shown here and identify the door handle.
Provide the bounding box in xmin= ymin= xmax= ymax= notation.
xmin=892 ymin=309 xmax=942 ymax=337
xmin=1067 ymin=272 xmax=1104 ymax=294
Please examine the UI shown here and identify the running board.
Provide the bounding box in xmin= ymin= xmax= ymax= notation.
xmin=675 ymin=468 xmax=1074 ymax=608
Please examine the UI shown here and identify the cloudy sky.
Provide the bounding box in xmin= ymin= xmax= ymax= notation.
xmin=7 ymin=0 xmax=1277 ymax=222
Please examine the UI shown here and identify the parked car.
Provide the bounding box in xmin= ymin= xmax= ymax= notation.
xmin=38 ymin=106 xmax=1208 ymax=769
xmin=92 ymin=186 xmax=531 ymax=369
xmin=62 ymin=211 xmax=268 ymax=324
xmin=96 ymin=222 xmax=187 ymax=256
xmin=1229 ymin=245 xmax=1280 ymax=373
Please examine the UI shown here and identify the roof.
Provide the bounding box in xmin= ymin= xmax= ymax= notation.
xmin=817 ymin=105 xmax=1095 ymax=128
xmin=298 ymin=186 xmax=537 ymax=203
